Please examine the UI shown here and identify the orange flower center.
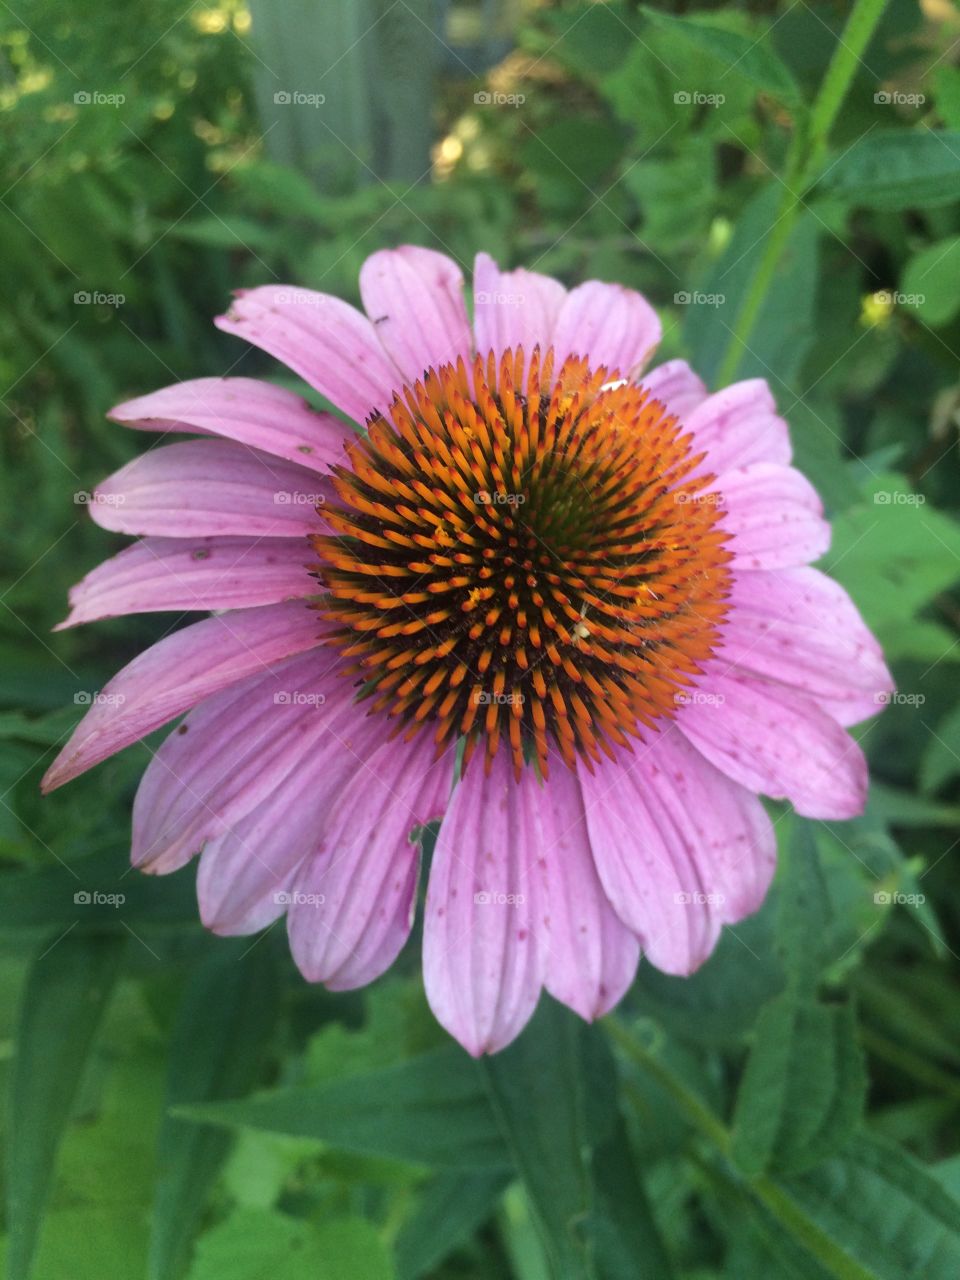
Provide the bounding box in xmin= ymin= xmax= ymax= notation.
xmin=312 ymin=347 xmax=731 ymax=779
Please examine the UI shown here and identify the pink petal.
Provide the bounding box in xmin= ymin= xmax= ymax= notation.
xmin=711 ymin=462 xmax=830 ymax=570
xmin=423 ymin=754 xmax=544 ymax=1056
xmin=57 ymin=536 xmax=317 ymax=629
xmin=41 ymin=602 xmax=324 ymax=792
xmin=359 ymin=246 xmax=473 ymax=382
xmin=196 ymin=703 xmax=390 ymax=935
xmin=718 ymin=567 xmax=893 ymax=726
xmin=551 ymin=281 xmax=661 ymax=379
xmin=640 ymin=359 xmax=708 ymax=421
xmin=108 ymin=377 xmax=354 ymax=473
xmin=287 ymin=733 xmax=454 ymax=988
xmin=686 ymin=380 xmax=791 ymax=476
xmin=676 ymin=671 xmax=868 ymax=820
xmin=215 ymin=286 xmax=402 ymax=426
xmin=537 ymin=765 xmax=640 ymax=1020
xmin=131 ymin=649 xmax=355 ymax=874
xmin=472 ymin=252 xmax=566 ymax=361
xmin=90 ymin=439 xmax=330 ymax=538
xmin=579 ymin=727 xmax=776 ymax=976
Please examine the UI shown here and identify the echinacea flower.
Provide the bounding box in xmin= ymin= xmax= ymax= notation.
xmin=44 ymin=247 xmax=893 ymax=1055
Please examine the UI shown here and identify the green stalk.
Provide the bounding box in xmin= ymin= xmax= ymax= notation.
xmin=715 ymin=0 xmax=890 ymax=385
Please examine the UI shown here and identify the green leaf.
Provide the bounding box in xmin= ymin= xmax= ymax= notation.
xmin=775 ymin=817 xmax=833 ymax=993
xmin=149 ymin=942 xmax=281 ymax=1280
xmin=920 ymin=701 xmax=960 ymax=794
xmin=730 ymin=994 xmax=866 ymax=1177
xmin=394 ymin=1171 xmax=510 ymax=1280
xmin=481 ymin=999 xmax=672 ymax=1280
xmin=643 ymin=8 xmax=802 ymax=104
xmin=176 ymin=1046 xmax=509 ymax=1169
xmin=687 ymin=188 xmax=820 ymax=390
xmin=778 ymin=1134 xmax=960 ymax=1280
xmin=901 ymin=236 xmax=960 ymax=327
xmin=6 ymin=931 xmax=124 ymax=1280
xmin=186 ymin=1209 xmax=393 ymax=1280
xmin=819 ymin=130 xmax=960 ymax=210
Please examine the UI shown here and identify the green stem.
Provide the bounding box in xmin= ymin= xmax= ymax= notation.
xmin=606 ymin=1018 xmax=876 ymax=1280
xmin=715 ymin=0 xmax=890 ymax=386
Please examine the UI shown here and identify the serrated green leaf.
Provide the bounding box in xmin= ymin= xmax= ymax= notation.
xmin=176 ymin=1046 xmax=509 ymax=1168
xmin=820 ymin=130 xmax=960 ymax=210
xmin=901 ymin=236 xmax=960 ymax=327
xmin=731 ymin=995 xmax=865 ymax=1177
xmin=394 ymin=1171 xmax=510 ymax=1280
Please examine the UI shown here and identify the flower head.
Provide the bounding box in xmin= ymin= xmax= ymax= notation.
xmin=44 ymin=247 xmax=892 ymax=1055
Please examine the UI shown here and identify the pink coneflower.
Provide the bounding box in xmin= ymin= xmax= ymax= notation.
xmin=44 ymin=247 xmax=892 ymax=1055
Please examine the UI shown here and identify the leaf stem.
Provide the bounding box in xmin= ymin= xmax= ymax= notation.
xmin=715 ymin=0 xmax=890 ymax=385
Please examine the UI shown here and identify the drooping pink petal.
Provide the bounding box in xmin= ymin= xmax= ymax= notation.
xmin=717 ymin=567 xmax=893 ymax=726
xmin=423 ymin=753 xmax=544 ymax=1056
xmin=710 ymin=462 xmax=830 ymax=570
xmin=551 ymin=281 xmax=662 ymax=379
xmin=537 ymin=765 xmax=640 ymax=1020
xmin=56 ymin=536 xmax=317 ymax=629
xmin=676 ymin=671 xmax=868 ymax=820
xmin=42 ymin=602 xmax=324 ymax=792
xmin=359 ymin=246 xmax=473 ymax=382
xmin=131 ymin=649 xmax=354 ymax=874
xmin=287 ymin=734 xmax=453 ymax=989
xmin=640 ymin=359 xmax=708 ymax=421
xmin=90 ymin=439 xmax=330 ymax=538
xmin=108 ymin=377 xmax=354 ymax=473
xmin=685 ymin=380 xmax=791 ymax=476
xmin=472 ymin=252 xmax=567 ymax=363
xmin=215 ymin=286 xmax=402 ymax=425
xmin=578 ymin=726 xmax=776 ymax=976
xmin=196 ymin=700 xmax=391 ymax=934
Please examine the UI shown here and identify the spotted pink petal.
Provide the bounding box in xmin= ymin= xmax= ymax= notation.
xmin=42 ymin=602 xmax=323 ymax=792
xmin=56 ymin=536 xmax=317 ymax=629
xmin=288 ymin=734 xmax=453 ymax=989
xmin=360 ymin=246 xmax=473 ymax=382
xmin=676 ymin=671 xmax=868 ymax=820
xmin=108 ymin=377 xmax=355 ymax=473
xmin=90 ymin=439 xmax=331 ymax=539
xmin=215 ymin=286 xmax=402 ymax=425
xmin=423 ymin=753 xmax=544 ymax=1056
xmin=710 ymin=462 xmax=830 ymax=570
xmin=578 ymin=727 xmax=776 ymax=976
xmin=717 ymin=567 xmax=893 ymax=725
xmin=640 ymin=358 xmax=708 ymax=421
xmin=686 ymin=379 xmax=791 ymax=475
xmin=537 ymin=765 xmax=640 ymax=1020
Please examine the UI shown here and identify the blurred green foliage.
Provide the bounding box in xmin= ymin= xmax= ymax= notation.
xmin=2 ymin=1 xmax=960 ymax=1278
